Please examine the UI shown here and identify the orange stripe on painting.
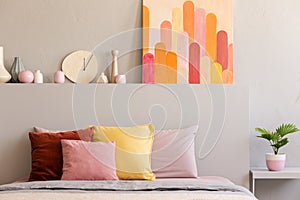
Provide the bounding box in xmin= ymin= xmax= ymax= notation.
xmin=206 ymin=13 xmax=217 ymax=61
xmin=222 ymin=69 xmax=233 ymax=84
xmin=161 ymin=21 xmax=172 ymax=51
xmin=166 ymin=52 xmax=178 ymax=84
xmin=217 ymin=31 xmax=229 ymax=71
xmin=228 ymin=44 xmax=234 ymax=72
xmin=189 ymin=42 xmax=200 ymax=84
xmin=143 ymin=6 xmax=150 ymax=55
xmin=183 ymin=1 xmax=195 ymax=41
xmin=154 ymin=43 xmax=167 ymax=84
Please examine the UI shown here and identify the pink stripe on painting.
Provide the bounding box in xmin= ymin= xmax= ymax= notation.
xmin=194 ymin=8 xmax=206 ymax=52
xmin=189 ymin=43 xmax=201 ymax=84
xmin=143 ymin=53 xmax=154 ymax=84
xmin=217 ymin=31 xmax=229 ymax=71
xmin=160 ymin=21 xmax=172 ymax=51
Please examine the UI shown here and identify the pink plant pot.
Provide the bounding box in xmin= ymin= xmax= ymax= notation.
xmin=266 ymin=153 xmax=286 ymax=171
xmin=18 ymin=70 xmax=34 ymax=83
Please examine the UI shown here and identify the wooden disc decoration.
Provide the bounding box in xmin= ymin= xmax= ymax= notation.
xmin=62 ymin=50 xmax=98 ymax=83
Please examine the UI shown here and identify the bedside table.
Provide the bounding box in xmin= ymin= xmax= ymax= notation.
xmin=250 ymin=168 xmax=300 ymax=195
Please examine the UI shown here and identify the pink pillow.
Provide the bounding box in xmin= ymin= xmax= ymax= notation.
xmin=152 ymin=126 xmax=198 ymax=178
xmin=61 ymin=140 xmax=118 ymax=180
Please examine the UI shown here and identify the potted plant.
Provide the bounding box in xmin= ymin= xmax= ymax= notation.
xmin=256 ymin=123 xmax=299 ymax=171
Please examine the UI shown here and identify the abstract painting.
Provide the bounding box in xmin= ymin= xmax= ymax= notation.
xmin=143 ymin=0 xmax=233 ymax=84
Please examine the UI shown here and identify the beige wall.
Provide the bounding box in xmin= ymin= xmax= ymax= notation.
xmin=0 ymin=0 xmax=142 ymax=82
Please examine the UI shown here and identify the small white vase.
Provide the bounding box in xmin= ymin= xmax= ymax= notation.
xmin=34 ymin=70 xmax=44 ymax=83
xmin=97 ymin=72 xmax=108 ymax=84
xmin=266 ymin=153 xmax=286 ymax=171
xmin=0 ymin=47 xmax=12 ymax=83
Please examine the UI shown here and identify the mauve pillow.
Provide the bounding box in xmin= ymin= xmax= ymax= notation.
xmin=61 ymin=140 xmax=118 ymax=180
xmin=151 ymin=125 xmax=198 ymax=178
xmin=34 ymin=127 xmax=93 ymax=142
xmin=29 ymin=131 xmax=81 ymax=181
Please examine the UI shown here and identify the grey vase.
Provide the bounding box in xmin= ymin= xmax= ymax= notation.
xmin=10 ymin=57 xmax=25 ymax=83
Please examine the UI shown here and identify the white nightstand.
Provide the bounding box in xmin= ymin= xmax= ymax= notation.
xmin=250 ymin=168 xmax=300 ymax=195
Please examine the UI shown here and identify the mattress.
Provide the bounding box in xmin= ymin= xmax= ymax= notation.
xmin=0 ymin=177 xmax=257 ymax=200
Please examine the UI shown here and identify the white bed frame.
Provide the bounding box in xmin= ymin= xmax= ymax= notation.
xmin=0 ymin=84 xmax=249 ymax=187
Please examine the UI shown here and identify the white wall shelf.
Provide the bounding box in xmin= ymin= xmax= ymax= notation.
xmin=250 ymin=168 xmax=300 ymax=195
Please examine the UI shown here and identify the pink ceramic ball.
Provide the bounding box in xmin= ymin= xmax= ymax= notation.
xmin=54 ymin=71 xmax=65 ymax=83
xmin=18 ymin=70 xmax=34 ymax=83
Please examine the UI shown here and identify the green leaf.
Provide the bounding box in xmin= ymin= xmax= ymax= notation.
xmin=272 ymin=138 xmax=289 ymax=150
xmin=276 ymin=123 xmax=299 ymax=137
xmin=257 ymin=133 xmax=273 ymax=141
xmin=255 ymin=128 xmax=271 ymax=135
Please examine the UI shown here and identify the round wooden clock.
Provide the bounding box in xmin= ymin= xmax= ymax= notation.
xmin=62 ymin=50 xmax=98 ymax=83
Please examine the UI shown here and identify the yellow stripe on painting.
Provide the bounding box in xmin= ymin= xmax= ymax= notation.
xmin=172 ymin=7 xmax=183 ymax=52
xmin=172 ymin=7 xmax=183 ymax=32
xmin=211 ymin=62 xmax=223 ymax=84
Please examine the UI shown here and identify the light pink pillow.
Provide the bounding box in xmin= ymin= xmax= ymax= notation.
xmin=61 ymin=140 xmax=118 ymax=180
xmin=152 ymin=125 xmax=198 ymax=178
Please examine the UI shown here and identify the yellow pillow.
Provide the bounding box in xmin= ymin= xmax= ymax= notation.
xmin=92 ymin=124 xmax=155 ymax=181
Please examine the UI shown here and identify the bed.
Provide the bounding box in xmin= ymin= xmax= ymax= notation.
xmin=0 ymin=124 xmax=256 ymax=200
xmin=0 ymin=177 xmax=256 ymax=200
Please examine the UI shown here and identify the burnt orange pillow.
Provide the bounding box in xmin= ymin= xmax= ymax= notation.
xmin=29 ymin=131 xmax=81 ymax=181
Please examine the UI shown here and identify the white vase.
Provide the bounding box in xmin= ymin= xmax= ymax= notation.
xmin=266 ymin=153 xmax=286 ymax=171
xmin=0 ymin=47 xmax=11 ymax=83
xmin=34 ymin=70 xmax=43 ymax=83
xmin=97 ymin=72 xmax=108 ymax=84
xmin=111 ymin=50 xmax=119 ymax=83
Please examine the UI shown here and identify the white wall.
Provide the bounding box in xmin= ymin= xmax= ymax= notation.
xmin=235 ymin=0 xmax=300 ymax=199
xmin=1 ymin=0 xmax=300 ymax=199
